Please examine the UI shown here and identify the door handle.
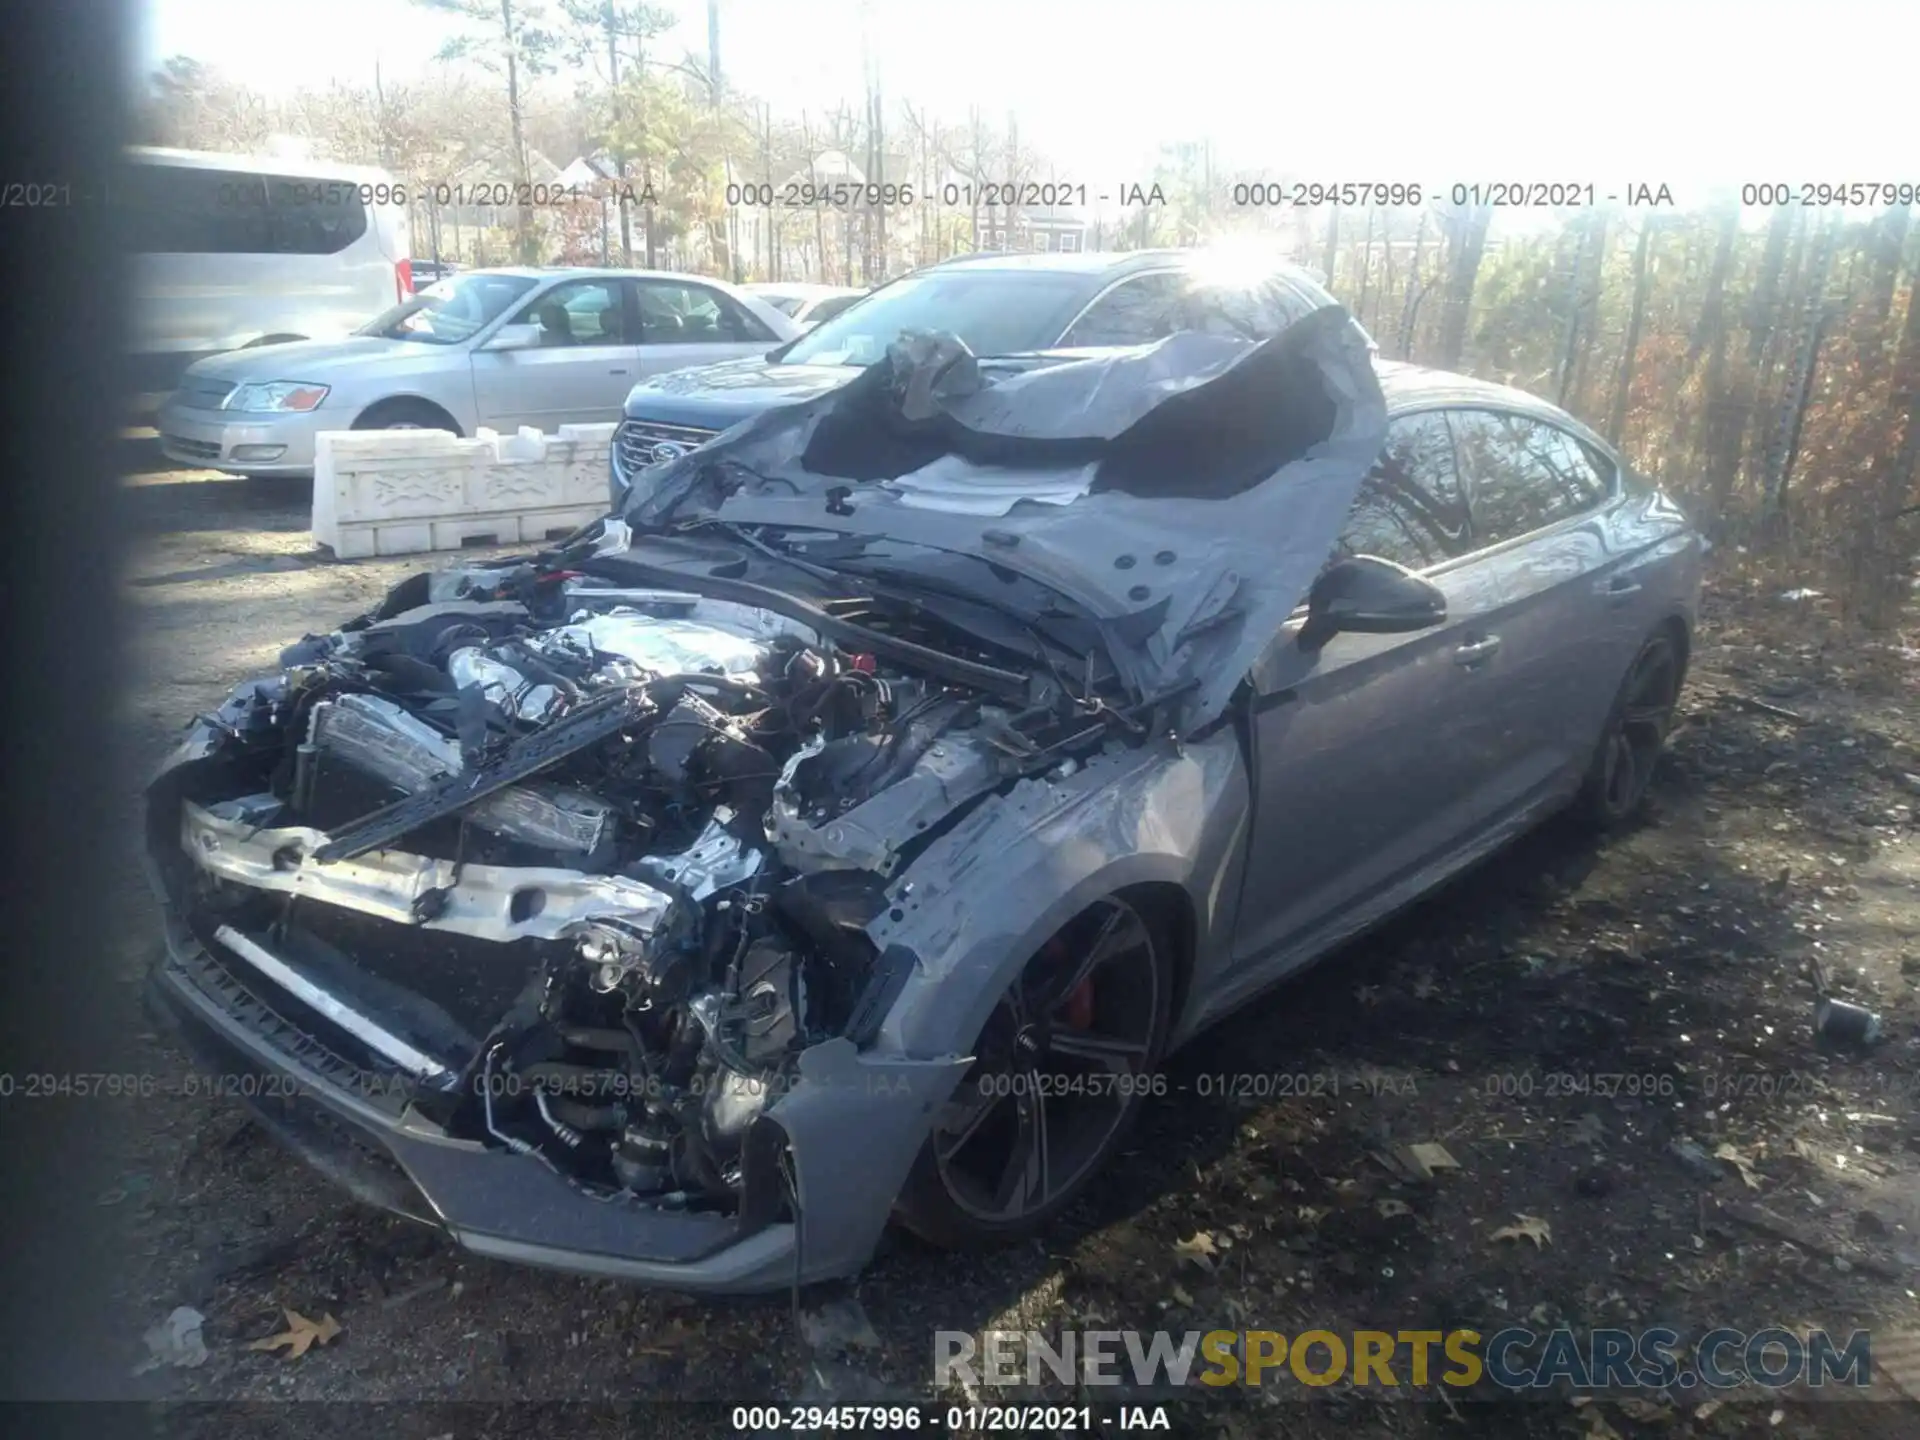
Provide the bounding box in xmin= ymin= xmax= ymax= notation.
xmin=1599 ymin=576 xmax=1643 ymax=604
xmin=609 ymin=368 xmax=629 ymax=376
xmin=1453 ymin=635 xmax=1502 ymax=666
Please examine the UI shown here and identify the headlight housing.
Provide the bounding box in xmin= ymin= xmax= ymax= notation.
xmin=224 ymin=381 xmax=330 ymax=413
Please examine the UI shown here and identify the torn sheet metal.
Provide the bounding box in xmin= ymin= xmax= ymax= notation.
xmin=618 ymin=306 xmax=1387 ymax=730
xmin=180 ymin=800 xmax=673 ymax=942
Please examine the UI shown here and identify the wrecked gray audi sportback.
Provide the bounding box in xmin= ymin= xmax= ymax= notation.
xmin=146 ymin=306 xmax=1702 ymax=1291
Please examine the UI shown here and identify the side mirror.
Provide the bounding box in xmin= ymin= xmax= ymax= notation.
xmin=1298 ymin=554 xmax=1447 ymax=651
xmin=481 ymin=322 xmax=543 ymax=353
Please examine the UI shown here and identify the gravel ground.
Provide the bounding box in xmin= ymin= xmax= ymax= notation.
xmin=96 ymin=446 xmax=1920 ymax=1437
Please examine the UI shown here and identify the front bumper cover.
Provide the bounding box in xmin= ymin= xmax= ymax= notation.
xmin=147 ymin=897 xmax=967 ymax=1292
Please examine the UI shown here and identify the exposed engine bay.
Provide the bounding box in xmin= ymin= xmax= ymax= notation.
xmin=149 ymin=550 xmax=1148 ymax=1217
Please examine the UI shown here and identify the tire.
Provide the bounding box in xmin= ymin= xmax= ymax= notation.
xmin=1575 ymin=625 xmax=1685 ymax=829
xmin=895 ymin=893 xmax=1175 ymax=1250
xmin=352 ymin=399 xmax=459 ymax=434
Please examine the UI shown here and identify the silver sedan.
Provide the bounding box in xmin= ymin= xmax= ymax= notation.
xmin=156 ymin=267 xmax=800 ymax=477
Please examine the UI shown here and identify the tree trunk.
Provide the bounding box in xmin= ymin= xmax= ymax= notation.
xmin=868 ymin=80 xmax=886 ymax=281
xmin=1607 ymin=219 xmax=1656 ymax=444
xmin=1569 ymin=213 xmax=1608 ymax=410
xmin=607 ymin=18 xmax=632 ymax=264
xmin=1697 ymin=208 xmax=1745 ymax=517
xmin=502 ymin=0 xmax=537 ymax=264
xmin=1436 ymin=205 xmax=1491 ymax=371
xmin=1850 ymin=257 xmax=1920 ymax=626
xmin=1379 ymin=219 xmax=1396 ymax=340
xmin=1322 ymin=206 xmax=1340 ymax=293
xmin=1355 ymin=209 xmax=1374 ymax=326
xmin=1398 ymin=212 xmax=1429 ymax=361
xmin=1764 ymin=217 xmax=1838 ymax=512
xmin=1864 ymin=205 xmax=1911 ymax=349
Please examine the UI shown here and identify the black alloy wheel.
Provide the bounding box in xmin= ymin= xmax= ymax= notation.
xmin=897 ymin=893 xmax=1173 ymax=1249
xmin=1579 ymin=628 xmax=1684 ymax=827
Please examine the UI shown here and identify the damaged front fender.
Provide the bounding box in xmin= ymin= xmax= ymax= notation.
xmin=865 ymin=727 xmax=1252 ymax=1061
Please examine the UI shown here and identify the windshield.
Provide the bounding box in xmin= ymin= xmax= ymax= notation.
xmin=756 ymin=293 xmax=806 ymax=317
xmin=359 ymin=272 xmax=539 ymax=345
xmin=780 ymin=270 xmax=1092 ymax=365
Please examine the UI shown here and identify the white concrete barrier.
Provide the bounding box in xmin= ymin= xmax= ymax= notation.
xmin=312 ymin=423 xmax=617 ymax=559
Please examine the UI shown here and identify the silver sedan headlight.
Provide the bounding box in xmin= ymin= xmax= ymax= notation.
xmin=224 ymin=381 xmax=330 ymax=413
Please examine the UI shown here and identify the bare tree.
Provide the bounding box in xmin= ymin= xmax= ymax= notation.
xmin=1606 ymin=217 xmax=1657 ymax=444
xmin=418 ymin=0 xmax=560 ymax=262
xmin=1435 ymin=204 xmax=1492 ymax=370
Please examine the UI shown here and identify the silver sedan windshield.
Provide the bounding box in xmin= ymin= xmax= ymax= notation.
xmin=360 ymin=273 xmax=540 ymax=345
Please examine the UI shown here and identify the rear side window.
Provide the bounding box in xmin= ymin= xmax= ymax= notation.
xmin=123 ymin=162 xmax=370 ymax=255
xmin=807 ymin=293 xmax=863 ymax=323
xmin=636 ymin=281 xmax=777 ymax=343
xmin=1448 ymin=410 xmax=1610 ymax=547
xmin=1334 ymin=412 xmax=1474 ymax=570
xmin=512 ymin=279 xmax=632 ymax=345
xmin=122 ymin=163 xmax=269 ymax=253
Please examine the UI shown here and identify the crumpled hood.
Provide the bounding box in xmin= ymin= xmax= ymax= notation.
xmin=614 ymin=307 xmax=1387 ymax=732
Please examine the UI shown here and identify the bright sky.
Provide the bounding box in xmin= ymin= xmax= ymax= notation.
xmin=138 ymin=0 xmax=1915 ymax=206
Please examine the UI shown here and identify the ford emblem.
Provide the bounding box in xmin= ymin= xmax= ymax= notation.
xmin=649 ymin=441 xmax=688 ymax=464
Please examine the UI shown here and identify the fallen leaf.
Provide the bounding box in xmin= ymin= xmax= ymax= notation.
xmin=1408 ymin=1142 xmax=1460 ymax=1172
xmin=1584 ymin=1414 xmax=1623 ymax=1440
xmin=1694 ymin=1400 xmax=1723 ymax=1421
xmin=1616 ymin=1397 xmax=1669 ymax=1421
xmin=1714 ymin=1142 xmax=1761 ymax=1189
xmin=1170 ymin=1283 xmax=1194 ymax=1307
xmin=247 ymin=1309 xmax=342 ymax=1360
xmin=1490 ymin=1215 xmax=1553 ymax=1249
xmin=1376 ymin=1199 xmax=1412 ymax=1218
xmin=1173 ymin=1232 xmax=1218 ymax=1269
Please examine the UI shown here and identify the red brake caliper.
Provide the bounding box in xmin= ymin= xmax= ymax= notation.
xmin=1048 ymin=937 xmax=1096 ymax=1031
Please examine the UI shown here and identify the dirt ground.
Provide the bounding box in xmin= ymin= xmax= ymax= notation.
xmin=101 ymin=445 xmax=1920 ymax=1437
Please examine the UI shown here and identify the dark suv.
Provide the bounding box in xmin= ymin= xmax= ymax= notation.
xmin=610 ymin=249 xmax=1352 ymax=504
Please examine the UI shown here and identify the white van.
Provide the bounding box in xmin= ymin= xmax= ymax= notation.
xmin=126 ymin=147 xmax=413 ymax=404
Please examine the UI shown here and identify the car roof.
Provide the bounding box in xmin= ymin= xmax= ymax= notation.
xmin=462 ymin=266 xmax=751 ymax=285
xmin=923 ymin=248 xmax=1331 ymax=283
xmin=127 ymin=145 xmax=396 ymax=183
xmin=747 ymin=282 xmax=861 ymax=298
xmin=1374 ymin=359 xmax=1591 ymax=430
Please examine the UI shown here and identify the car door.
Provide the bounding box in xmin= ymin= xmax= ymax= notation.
xmin=632 ymin=279 xmax=786 ymax=379
xmin=1446 ymin=409 xmax=1654 ymax=802
xmin=1221 ymin=410 xmax=1512 ymax=997
xmin=468 ymin=277 xmax=642 ymax=431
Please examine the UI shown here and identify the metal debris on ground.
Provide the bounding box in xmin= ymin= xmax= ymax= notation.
xmin=132 ymin=1306 xmax=209 ymax=1374
xmin=1815 ymin=996 xmax=1883 ymax=1047
xmin=798 ymin=1295 xmax=882 ymax=1356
